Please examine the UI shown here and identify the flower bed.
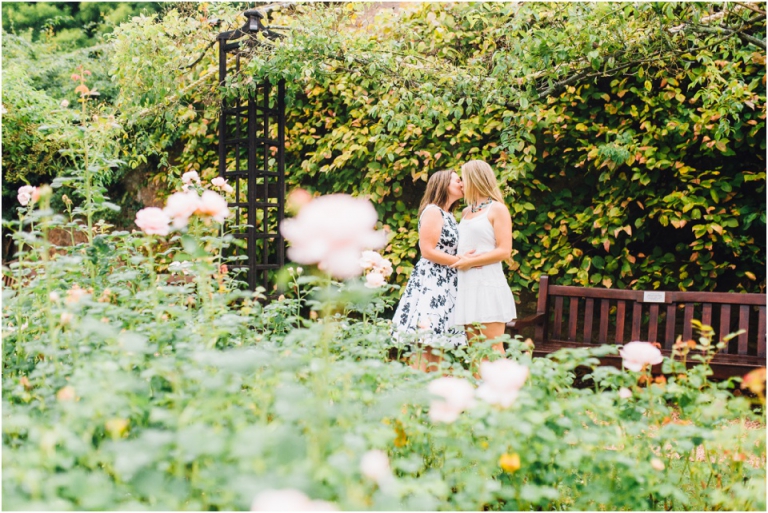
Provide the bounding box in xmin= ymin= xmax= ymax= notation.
xmin=3 ymin=185 xmax=765 ymax=511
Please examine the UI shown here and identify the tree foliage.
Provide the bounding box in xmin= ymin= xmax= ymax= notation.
xmin=5 ymin=2 xmax=766 ymax=294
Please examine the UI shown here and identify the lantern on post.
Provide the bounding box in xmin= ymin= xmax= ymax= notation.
xmin=217 ymin=7 xmax=287 ymax=293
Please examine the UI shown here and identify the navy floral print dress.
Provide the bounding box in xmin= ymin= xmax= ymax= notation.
xmin=391 ymin=205 xmax=466 ymax=347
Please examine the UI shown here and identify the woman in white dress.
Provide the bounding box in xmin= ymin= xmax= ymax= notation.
xmin=392 ymin=170 xmax=471 ymax=371
xmin=451 ymin=160 xmax=517 ymax=355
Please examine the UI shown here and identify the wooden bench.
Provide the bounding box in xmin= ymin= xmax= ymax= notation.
xmin=506 ymin=276 xmax=766 ymax=380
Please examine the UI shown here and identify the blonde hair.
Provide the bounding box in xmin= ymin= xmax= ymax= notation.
xmin=418 ymin=170 xmax=460 ymax=217
xmin=461 ymin=160 xmax=504 ymax=205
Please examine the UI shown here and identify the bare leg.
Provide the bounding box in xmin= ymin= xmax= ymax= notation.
xmin=410 ymin=345 xmax=443 ymax=372
xmin=465 ymin=323 xmax=506 ymax=356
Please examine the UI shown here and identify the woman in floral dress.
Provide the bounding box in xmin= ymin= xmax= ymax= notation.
xmin=392 ymin=170 xmax=471 ymax=371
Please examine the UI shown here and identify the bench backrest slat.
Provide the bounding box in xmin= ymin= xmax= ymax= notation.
xmin=719 ymin=304 xmax=731 ymax=349
xmin=535 ymin=276 xmax=550 ymax=342
xmin=615 ymin=301 xmax=627 ymax=343
xmin=568 ymin=297 xmax=578 ymax=340
xmin=631 ymin=302 xmax=642 ymax=341
xmin=682 ymin=303 xmax=695 ymax=341
xmin=738 ymin=305 xmax=751 ymax=355
xmin=583 ymin=298 xmax=595 ymax=343
xmin=534 ymin=276 xmax=766 ymax=358
xmin=664 ymin=304 xmax=676 ymax=349
xmin=758 ymin=306 xmax=766 ymax=358
xmin=553 ymin=296 xmax=564 ymax=339
xmin=598 ymin=299 xmax=610 ymax=344
xmin=648 ymin=304 xmax=660 ymax=343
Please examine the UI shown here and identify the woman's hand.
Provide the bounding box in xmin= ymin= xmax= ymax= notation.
xmin=450 ymin=250 xmax=477 ymax=270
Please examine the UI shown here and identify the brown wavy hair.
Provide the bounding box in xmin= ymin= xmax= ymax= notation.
xmin=418 ymin=170 xmax=460 ymax=217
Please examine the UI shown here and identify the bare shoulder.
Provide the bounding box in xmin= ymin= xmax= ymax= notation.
xmin=420 ymin=206 xmax=444 ymax=227
xmin=489 ymin=200 xmax=511 ymax=218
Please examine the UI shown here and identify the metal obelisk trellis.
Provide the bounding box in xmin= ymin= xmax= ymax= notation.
xmin=217 ymin=9 xmax=286 ymax=293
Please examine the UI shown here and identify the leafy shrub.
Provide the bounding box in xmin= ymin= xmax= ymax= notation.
xmin=2 ymin=173 xmax=765 ymax=510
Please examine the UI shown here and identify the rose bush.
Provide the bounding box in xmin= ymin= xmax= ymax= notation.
xmin=3 ymin=183 xmax=765 ymax=511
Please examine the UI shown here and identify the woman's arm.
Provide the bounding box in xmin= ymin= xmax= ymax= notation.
xmin=450 ymin=202 xmax=512 ymax=270
xmin=419 ymin=208 xmax=461 ymax=266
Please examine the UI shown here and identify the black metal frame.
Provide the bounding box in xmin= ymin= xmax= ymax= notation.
xmin=217 ymin=10 xmax=286 ymax=293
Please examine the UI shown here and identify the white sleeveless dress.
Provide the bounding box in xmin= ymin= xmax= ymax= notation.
xmin=454 ymin=202 xmax=517 ymax=325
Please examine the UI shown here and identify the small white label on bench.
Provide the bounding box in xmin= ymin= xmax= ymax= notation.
xmin=643 ymin=291 xmax=666 ymax=303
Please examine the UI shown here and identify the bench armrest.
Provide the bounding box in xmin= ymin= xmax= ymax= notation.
xmin=506 ymin=313 xmax=545 ymax=332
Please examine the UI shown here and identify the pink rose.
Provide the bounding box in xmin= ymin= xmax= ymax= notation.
xmin=360 ymin=449 xmax=392 ymax=485
xmin=195 ymin=190 xmax=230 ymax=223
xmin=365 ymin=271 xmax=386 ymax=288
xmin=280 ymin=194 xmax=386 ymax=280
xmin=618 ymin=387 xmax=632 ymax=399
xmin=17 ymin=185 xmax=35 ymax=206
xmin=164 ymin=191 xmax=201 ymax=229
xmin=181 ymin=170 xmax=200 ymax=185
xmin=250 ymin=489 xmax=337 ymax=511
xmin=135 ymin=207 xmax=171 ymax=236
xmin=286 ymin=188 xmax=313 ymax=213
xmin=360 ymin=250 xmax=385 ymax=270
xmin=428 ymin=377 xmax=475 ymax=423
xmin=211 ymin=176 xmax=234 ymax=193
xmin=619 ymin=341 xmax=663 ymax=372
xmin=377 ymin=258 xmax=393 ymax=277
xmin=65 ymin=284 xmax=88 ymax=305
xmin=359 ymin=251 xmax=393 ymax=277
xmin=476 ymin=359 xmax=529 ymax=408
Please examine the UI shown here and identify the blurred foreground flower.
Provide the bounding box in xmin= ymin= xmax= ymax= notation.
xmin=428 ymin=377 xmax=475 ymax=423
xmin=135 ymin=207 xmax=171 ymax=236
xmin=476 ymin=359 xmax=529 ymax=408
xmin=56 ymin=386 xmax=76 ymax=401
xmin=286 ymin=188 xmax=313 ymax=213
xmin=196 ymin=190 xmax=230 ymax=223
xmin=742 ymin=367 xmax=766 ymax=402
xmin=250 ymin=489 xmax=337 ymax=511
xmin=280 ymin=194 xmax=386 ymax=279
xmin=17 ymin=185 xmax=36 ymax=206
xmin=164 ymin=191 xmax=201 ymax=229
xmin=499 ymin=453 xmax=521 ymax=473
xmin=618 ymin=387 xmax=633 ymax=399
xmin=360 ymin=449 xmax=393 ymax=486
xmin=620 ymin=341 xmax=663 ymax=372
xmin=169 ymin=261 xmax=193 ymax=275
xmin=66 ymin=284 xmax=89 ymax=304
